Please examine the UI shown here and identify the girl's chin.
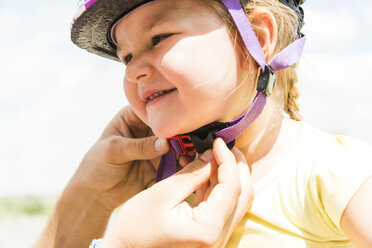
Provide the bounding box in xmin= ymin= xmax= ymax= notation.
xmin=150 ymin=122 xmax=197 ymax=139
xmin=149 ymin=117 xmax=224 ymax=138
xmin=150 ymin=125 xmax=180 ymax=139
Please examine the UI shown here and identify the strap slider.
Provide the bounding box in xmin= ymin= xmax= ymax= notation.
xmin=168 ymin=135 xmax=196 ymax=155
xmin=257 ymin=64 xmax=276 ymax=97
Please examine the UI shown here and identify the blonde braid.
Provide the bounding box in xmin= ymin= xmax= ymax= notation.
xmin=283 ymin=65 xmax=302 ymax=121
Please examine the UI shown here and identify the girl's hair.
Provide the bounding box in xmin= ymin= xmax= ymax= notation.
xmin=197 ymin=0 xmax=303 ymax=121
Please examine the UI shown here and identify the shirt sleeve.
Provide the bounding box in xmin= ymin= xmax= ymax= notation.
xmin=311 ymin=135 xmax=372 ymax=233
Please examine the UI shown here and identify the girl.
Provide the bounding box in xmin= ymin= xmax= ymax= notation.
xmin=40 ymin=0 xmax=372 ymax=247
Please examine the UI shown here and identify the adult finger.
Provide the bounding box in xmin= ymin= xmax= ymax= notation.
xmin=212 ymin=148 xmax=254 ymax=248
xmin=104 ymin=135 xmax=169 ymax=164
xmin=195 ymin=138 xmax=241 ymax=227
xmin=231 ymin=148 xmax=254 ymax=212
xmin=153 ymin=149 xmax=217 ymax=206
xmin=197 ymin=166 xmax=218 ymax=203
xmin=102 ymin=107 xmax=150 ymax=139
xmin=220 ymin=147 xmax=253 ymax=238
xmin=120 ymin=106 xmax=153 ymax=137
xmin=178 ymin=153 xmax=196 ymax=168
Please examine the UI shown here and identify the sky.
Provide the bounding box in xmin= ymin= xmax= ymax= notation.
xmin=0 ymin=0 xmax=372 ymax=196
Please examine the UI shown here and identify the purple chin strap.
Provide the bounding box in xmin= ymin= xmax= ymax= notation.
xmin=156 ymin=0 xmax=306 ymax=182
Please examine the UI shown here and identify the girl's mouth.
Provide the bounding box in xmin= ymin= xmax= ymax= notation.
xmin=146 ymin=88 xmax=176 ymax=102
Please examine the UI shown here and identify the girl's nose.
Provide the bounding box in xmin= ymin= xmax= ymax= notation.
xmin=125 ymin=53 xmax=154 ymax=83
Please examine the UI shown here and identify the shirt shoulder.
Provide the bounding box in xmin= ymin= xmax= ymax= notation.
xmin=299 ymin=124 xmax=372 ymax=231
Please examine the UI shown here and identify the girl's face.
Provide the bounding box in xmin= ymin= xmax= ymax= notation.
xmin=115 ymin=0 xmax=253 ymax=138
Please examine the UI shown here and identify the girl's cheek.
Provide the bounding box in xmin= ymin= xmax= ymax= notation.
xmin=123 ymin=78 xmax=134 ymax=104
xmin=156 ymin=40 xmax=203 ymax=89
xmin=124 ymin=79 xmax=149 ymax=124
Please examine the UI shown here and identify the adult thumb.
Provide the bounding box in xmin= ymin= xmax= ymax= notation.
xmin=108 ymin=136 xmax=169 ymax=163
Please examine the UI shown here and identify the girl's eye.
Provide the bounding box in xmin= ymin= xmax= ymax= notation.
xmin=122 ymin=34 xmax=172 ymax=64
xmin=123 ymin=53 xmax=133 ymax=64
xmin=152 ymin=34 xmax=172 ymax=46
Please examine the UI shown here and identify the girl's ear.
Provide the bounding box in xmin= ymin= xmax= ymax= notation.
xmin=241 ymin=8 xmax=278 ymax=69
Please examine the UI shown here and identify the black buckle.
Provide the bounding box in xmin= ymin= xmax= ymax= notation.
xmin=257 ymin=64 xmax=276 ymax=97
xmin=168 ymin=122 xmax=235 ymax=155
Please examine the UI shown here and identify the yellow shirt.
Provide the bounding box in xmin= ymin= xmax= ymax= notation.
xmin=226 ymin=124 xmax=372 ymax=248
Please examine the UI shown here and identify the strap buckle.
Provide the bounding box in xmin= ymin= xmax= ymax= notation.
xmin=257 ymin=64 xmax=276 ymax=97
xmin=167 ymin=122 xmax=235 ymax=155
xmin=168 ymin=135 xmax=196 ymax=155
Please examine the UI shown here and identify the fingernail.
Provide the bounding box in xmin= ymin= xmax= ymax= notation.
xmin=215 ymin=138 xmax=226 ymax=146
xmin=155 ymin=138 xmax=167 ymax=152
xmin=200 ymin=149 xmax=213 ymax=162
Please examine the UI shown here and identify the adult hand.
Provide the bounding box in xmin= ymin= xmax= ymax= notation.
xmin=35 ymin=106 xmax=170 ymax=248
xmin=102 ymin=138 xmax=254 ymax=248
xmin=70 ymin=106 xmax=169 ymax=212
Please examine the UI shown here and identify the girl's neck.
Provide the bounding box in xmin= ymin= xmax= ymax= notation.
xmin=235 ymin=100 xmax=285 ymax=170
xmin=236 ymin=107 xmax=304 ymax=183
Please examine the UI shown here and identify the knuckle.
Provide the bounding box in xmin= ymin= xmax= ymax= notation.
xmin=232 ymin=147 xmax=244 ymax=160
xmin=135 ymin=138 xmax=154 ymax=158
xmin=136 ymin=137 xmax=157 ymax=159
xmin=229 ymin=178 xmax=242 ymax=199
xmin=103 ymin=136 xmax=132 ymax=163
xmin=104 ymin=136 xmax=121 ymax=158
xmin=247 ymin=185 xmax=255 ymax=204
xmin=135 ymin=138 xmax=146 ymax=155
xmin=240 ymin=183 xmax=255 ymax=210
xmin=236 ymin=183 xmax=243 ymax=196
xmin=231 ymin=183 xmax=242 ymax=200
xmin=107 ymin=136 xmax=121 ymax=146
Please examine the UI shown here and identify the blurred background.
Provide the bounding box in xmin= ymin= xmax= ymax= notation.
xmin=0 ymin=0 xmax=371 ymax=247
